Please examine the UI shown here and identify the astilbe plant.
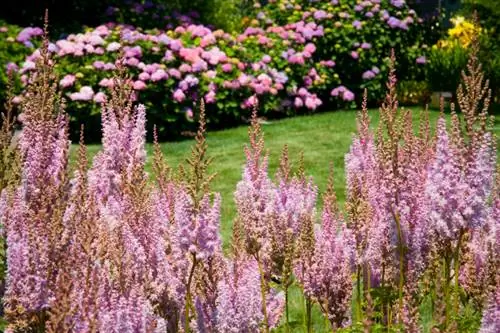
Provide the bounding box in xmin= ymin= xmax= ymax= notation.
xmin=169 ymin=101 xmax=225 ymax=333
xmin=343 ymin=43 xmax=497 ymax=332
xmin=45 ymin=64 xmax=168 ymax=332
xmin=345 ymin=62 xmax=433 ymax=330
xmin=295 ymin=167 xmax=355 ymax=332
xmin=233 ymin=103 xmax=292 ymax=332
xmin=267 ymin=145 xmax=318 ymax=329
xmin=1 ymin=22 xmax=72 ymax=330
xmin=0 ymin=71 xmax=21 ymax=318
xmin=424 ymin=37 xmax=497 ymax=331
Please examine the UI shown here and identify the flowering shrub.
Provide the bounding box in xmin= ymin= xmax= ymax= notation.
xmin=426 ymin=15 xmax=481 ymax=93
xmin=252 ymin=0 xmax=428 ymax=102
xmin=6 ymin=0 xmax=430 ymax=140
xmin=11 ymin=21 xmax=335 ymax=139
xmin=105 ymin=0 xmax=250 ymax=33
xmin=0 ymin=20 xmax=43 ymax=109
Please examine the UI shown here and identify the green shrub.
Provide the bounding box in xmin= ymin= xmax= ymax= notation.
xmin=0 ymin=20 xmax=42 ymax=111
xmin=426 ymin=43 xmax=469 ymax=92
xmin=398 ymin=80 xmax=431 ymax=106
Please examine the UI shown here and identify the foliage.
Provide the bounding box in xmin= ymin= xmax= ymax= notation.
xmin=0 ymin=20 xmax=43 ymax=112
xmin=426 ymin=42 xmax=469 ymax=92
xmin=397 ymin=80 xmax=431 ymax=106
xmin=5 ymin=0 xmax=430 ymax=141
xmin=251 ymin=0 xmax=429 ymax=103
xmin=0 ymin=22 xmax=498 ymax=332
xmin=424 ymin=14 xmax=482 ymax=93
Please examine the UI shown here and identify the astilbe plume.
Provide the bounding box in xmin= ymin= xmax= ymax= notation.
xmin=215 ymin=218 xmax=284 ymax=333
xmin=214 ymin=259 xmax=269 ymax=333
xmin=0 ymin=71 xmax=21 ymax=193
xmin=153 ymin=100 xmax=226 ymax=332
xmin=478 ymin=187 xmax=499 ymax=333
xmin=96 ymin=271 xmax=167 ymax=333
xmin=45 ymin=132 xmax=100 ymax=333
xmin=234 ymin=104 xmax=286 ymax=332
xmin=235 ymin=105 xmax=275 ymax=259
xmin=269 ymin=146 xmax=317 ymax=279
xmin=479 ymin=287 xmax=499 ymax=333
xmin=173 ymin=187 xmax=223 ymax=330
xmin=76 ymin=68 xmax=168 ymax=331
xmin=0 ymin=71 xmax=21 ymax=319
xmin=427 ymin=118 xmax=495 ymax=241
xmin=297 ymin=168 xmax=355 ymax=331
xmin=345 ymin=91 xmax=381 ymax=286
xmin=1 ymin=23 xmax=71 ymax=330
xmin=465 ymin=167 xmax=499 ymax=329
xmin=423 ymin=34 xmax=497 ymax=330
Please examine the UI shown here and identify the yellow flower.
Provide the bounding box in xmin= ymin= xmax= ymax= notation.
xmin=446 ymin=16 xmax=481 ymax=48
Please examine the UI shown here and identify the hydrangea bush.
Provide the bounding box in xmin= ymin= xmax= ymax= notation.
xmin=0 ymin=21 xmax=43 ymax=109
xmin=4 ymin=0 xmax=429 ymax=140
xmin=252 ymin=0 xmax=428 ymax=102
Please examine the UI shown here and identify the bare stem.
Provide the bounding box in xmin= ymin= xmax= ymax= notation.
xmin=356 ymin=265 xmax=363 ymax=323
xmin=184 ymin=255 xmax=198 ymax=333
xmin=443 ymin=254 xmax=451 ymax=329
xmin=256 ymin=252 xmax=269 ymax=333
xmin=285 ymin=286 xmax=290 ymax=333
xmin=306 ymin=297 xmax=313 ymax=333
xmin=454 ymin=230 xmax=464 ymax=316
xmin=394 ymin=212 xmax=405 ymax=315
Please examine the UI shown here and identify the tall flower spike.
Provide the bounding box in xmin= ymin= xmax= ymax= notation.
xmin=185 ymin=99 xmax=216 ymax=207
xmin=235 ymin=103 xmax=274 ymax=256
xmin=174 ymin=189 xmax=222 ymax=263
xmin=270 ymin=147 xmax=317 ymax=279
xmin=357 ymin=89 xmax=370 ymax=142
xmin=456 ymin=31 xmax=491 ymax=148
xmin=167 ymin=100 xmax=224 ymax=332
xmin=298 ymin=167 xmax=355 ymax=330
xmin=3 ymin=21 xmax=71 ymax=330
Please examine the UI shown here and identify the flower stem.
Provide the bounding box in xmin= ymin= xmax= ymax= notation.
xmin=443 ymin=255 xmax=451 ymax=329
xmin=256 ymin=252 xmax=269 ymax=333
xmin=394 ymin=212 xmax=405 ymax=315
xmin=184 ymin=256 xmax=197 ymax=333
xmin=306 ymin=297 xmax=313 ymax=333
xmin=285 ymin=286 xmax=290 ymax=332
xmin=454 ymin=230 xmax=464 ymax=316
xmin=356 ymin=265 xmax=363 ymax=323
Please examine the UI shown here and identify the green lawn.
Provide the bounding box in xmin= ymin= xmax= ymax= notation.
xmin=76 ymin=107 xmax=497 ymax=331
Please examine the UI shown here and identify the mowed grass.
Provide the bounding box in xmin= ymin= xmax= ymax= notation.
xmin=76 ymin=107 xmax=498 ymax=332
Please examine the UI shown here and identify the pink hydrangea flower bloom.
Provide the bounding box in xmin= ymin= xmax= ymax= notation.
xmin=205 ymin=90 xmax=216 ymax=104
xmin=173 ymin=89 xmax=186 ymax=102
xmin=59 ymin=74 xmax=76 ymax=88
xmin=106 ymin=42 xmax=121 ymax=52
xmin=133 ymin=80 xmax=147 ymax=90
xmin=93 ymin=92 xmax=106 ymax=103
xmin=70 ymin=86 xmax=95 ymax=101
